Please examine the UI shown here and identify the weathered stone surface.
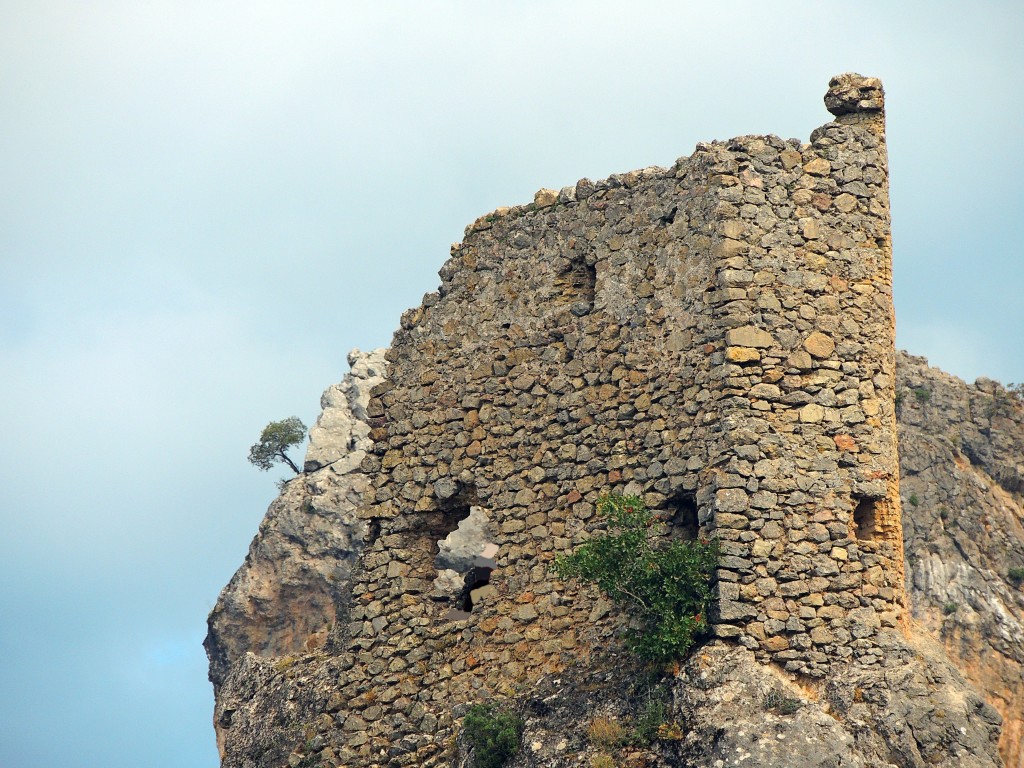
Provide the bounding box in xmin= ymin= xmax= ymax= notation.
xmin=803 ymin=331 xmax=836 ymax=359
xmin=825 ymin=72 xmax=885 ymax=116
xmin=726 ymin=345 xmax=760 ymax=363
xmin=726 ymin=325 xmax=774 ymax=348
xmin=304 ymin=349 xmax=387 ymax=472
xmin=897 ymin=350 xmax=1024 ymax=768
xmin=800 ymin=403 xmax=825 ymax=423
xmin=533 ymin=188 xmax=558 ymax=207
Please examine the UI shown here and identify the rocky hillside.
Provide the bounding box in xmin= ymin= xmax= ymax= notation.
xmin=896 ymin=351 xmax=1024 ymax=768
xmin=205 ymin=348 xmax=1024 ymax=768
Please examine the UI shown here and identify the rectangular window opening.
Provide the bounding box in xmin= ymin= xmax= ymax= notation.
xmin=853 ymin=497 xmax=878 ymax=541
xmin=665 ymin=491 xmax=699 ymax=541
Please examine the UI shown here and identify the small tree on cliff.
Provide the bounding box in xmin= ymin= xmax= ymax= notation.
xmin=248 ymin=417 xmax=307 ymax=474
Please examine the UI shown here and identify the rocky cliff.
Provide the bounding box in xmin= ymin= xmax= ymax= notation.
xmin=204 ymin=349 xmax=386 ymax=757
xmin=896 ymin=353 xmax=1024 ymax=768
xmin=205 ymin=75 xmax=1023 ymax=768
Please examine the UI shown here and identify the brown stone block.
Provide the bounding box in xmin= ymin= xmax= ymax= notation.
xmin=763 ymin=636 xmax=791 ymax=652
xmin=833 ymin=434 xmax=858 ymax=452
xmin=726 ymin=346 xmax=761 ymax=363
xmin=803 ymin=157 xmax=831 ymax=176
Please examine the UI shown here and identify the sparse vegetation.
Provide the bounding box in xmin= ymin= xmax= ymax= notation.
xmin=591 ymin=754 xmax=615 ymax=768
xmin=656 ymin=720 xmax=684 ymax=740
xmin=763 ymin=689 xmax=801 ymax=714
xmin=248 ymin=416 xmax=307 ymax=474
xmin=908 ymin=493 xmax=920 ymax=507
xmin=913 ymin=387 xmax=932 ymax=404
xmin=554 ymin=494 xmax=718 ymax=663
xmin=273 ymin=655 xmax=298 ymax=673
xmin=630 ymin=683 xmax=671 ymax=746
xmin=991 ymin=382 xmax=1024 ymax=417
xmin=587 ymin=716 xmax=626 ymax=748
xmin=779 ymin=698 xmax=802 ymax=715
xmin=943 ymin=602 xmax=958 ymax=615
xmin=1007 ymin=567 xmax=1024 ymax=585
xmin=462 ymin=704 xmax=522 ymax=768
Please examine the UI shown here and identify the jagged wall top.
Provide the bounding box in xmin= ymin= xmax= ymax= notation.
xmin=825 ymin=72 xmax=885 ymax=118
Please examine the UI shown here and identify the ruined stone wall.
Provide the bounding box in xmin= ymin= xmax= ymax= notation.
xmin=253 ymin=74 xmax=909 ymax=766
xmin=207 ymin=74 xmax=927 ymax=768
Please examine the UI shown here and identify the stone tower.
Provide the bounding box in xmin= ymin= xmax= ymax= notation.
xmin=209 ymin=74 xmax=913 ymax=767
xmin=694 ymin=72 xmax=906 ymax=670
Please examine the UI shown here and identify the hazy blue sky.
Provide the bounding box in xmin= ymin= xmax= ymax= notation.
xmin=1 ymin=2 xmax=1021 ymax=766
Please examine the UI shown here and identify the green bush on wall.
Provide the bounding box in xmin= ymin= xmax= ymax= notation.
xmin=555 ymin=494 xmax=719 ymax=663
xmin=462 ymin=704 xmax=522 ymax=768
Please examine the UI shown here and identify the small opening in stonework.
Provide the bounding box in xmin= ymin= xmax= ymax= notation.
xmin=853 ymin=497 xmax=878 ymax=541
xmin=665 ymin=491 xmax=699 ymax=541
xmin=430 ymin=505 xmax=498 ymax=620
xmin=456 ymin=556 xmax=496 ymax=613
xmin=554 ymin=258 xmax=596 ymax=312
xmin=366 ymin=519 xmax=382 ymax=547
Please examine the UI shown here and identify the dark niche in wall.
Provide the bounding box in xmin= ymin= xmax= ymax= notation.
xmin=455 ymin=559 xmax=495 ymax=614
xmin=554 ymin=257 xmax=596 ymax=314
xmin=665 ymin=491 xmax=700 ymax=541
xmin=853 ymin=497 xmax=878 ymax=541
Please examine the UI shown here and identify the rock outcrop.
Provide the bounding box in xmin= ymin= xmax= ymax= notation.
xmin=205 ymin=76 xmax=1023 ymax=768
xmin=497 ymin=638 xmax=1001 ymax=768
xmin=897 ymin=352 xmax=1024 ymax=768
xmin=205 ymin=349 xmax=386 ymax=749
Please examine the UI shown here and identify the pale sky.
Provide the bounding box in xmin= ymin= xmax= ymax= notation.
xmin=1 ymin=2 xmax=1022 ymax=766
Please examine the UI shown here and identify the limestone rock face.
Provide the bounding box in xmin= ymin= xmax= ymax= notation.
xmin=304 ymin=349 xmax=387 ymax=472
xmin=204 ymin=349 xmax=386 ymax=755
xmin=897 ymin=350 xmax=1024 ymax=768
xmin=490 ymin=639 xmax=1001 ymax=768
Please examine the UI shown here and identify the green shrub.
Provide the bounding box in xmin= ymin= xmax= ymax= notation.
xmin=554 ymin=494 xmax=718 ymax=663
xmin=943 ymin=602 xmax=958 ymax=615
xmin=1007 ymin=567 xmax=1024 ymax=585
xmin=913 ymin=387 xmax=931 ymax=404
xmin=779 ymin=698 xmax=802 ymax=715
xmin=462 ymin=704 xmax=522 ymax=768
xmin=763 ymin=689 xmax=801 ymax=715
xmin=908 ymin=493 xmax=920 ymax=507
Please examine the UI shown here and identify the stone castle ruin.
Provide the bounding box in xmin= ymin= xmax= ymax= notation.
xmin=207 ymin=75 xmax=1016 ymax=768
